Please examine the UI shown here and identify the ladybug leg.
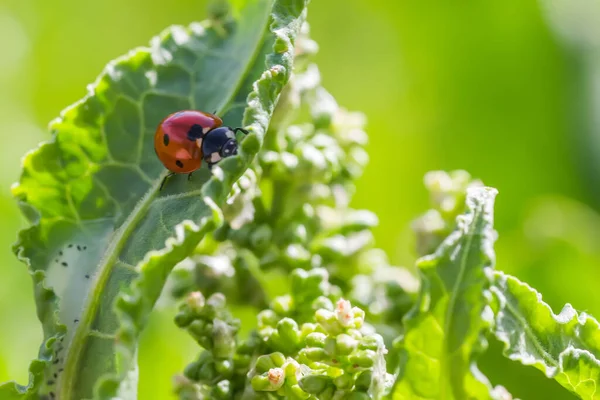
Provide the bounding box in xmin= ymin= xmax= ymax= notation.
xmin=160 ymin=172 xmax=176 ymax=191
xmin=187 ymin=172 xmax=194 ymax=181
xmin=233 ymin=127 xmax=249 ymax=135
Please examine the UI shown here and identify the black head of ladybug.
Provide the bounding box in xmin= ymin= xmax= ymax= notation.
xmin=201 ymin=126 xmax=248 ymax=167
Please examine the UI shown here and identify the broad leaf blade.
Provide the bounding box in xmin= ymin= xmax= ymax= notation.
xmin=2 ymin=0 xmax=308 ymax=398
xmin=392 ymin=187 xmax=498 ymax=400
xmin=491 ymin=272 xmax=600 ymax=399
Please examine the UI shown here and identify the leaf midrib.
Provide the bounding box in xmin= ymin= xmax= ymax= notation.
xmin=57 ymin=8 xmax=275 ymax=398
xmin=440 ymin=204 xmax=480 ymax=400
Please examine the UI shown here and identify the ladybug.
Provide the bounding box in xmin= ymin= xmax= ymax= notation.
xmin=153 ymin=110 xmax=248 ymax=189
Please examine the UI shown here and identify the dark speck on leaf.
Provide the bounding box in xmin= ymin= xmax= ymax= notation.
xmin=61 ymin=262 xmax=68 ymax=267
xmin=47 ymin=380 xmax=54 ymax=385
xmin=53 ymin=358 xmax=59 ymax=364
xmin=83 ymin=246 xmax=87 ymax=250
xmin=85 ymin=274 xmax=90 ymax=279
xmin=77 ymin=245 xmax=81 ymax=251
xmin=50 ymin=393 xmax=55 ymax=399
xmin=59 ymin=251 xmax=63 ymax=256
xmin=74 ymin=319 xmax=79 ymax=323
xmin=68 ymin=244 xmax=73 ymax=248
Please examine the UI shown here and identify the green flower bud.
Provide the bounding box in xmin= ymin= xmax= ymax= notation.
xmin=351 ymin=307 xmax=365 ymax=328
xmin=359 ymin=334 xmax=382 ymax=351
xmin=298 ymin=374 xmax=331 ymax=394
xmin=348 ymin=350 xmax=376 ymax=368
xmin=305 ymin=332 xmax=326 ymax=348
xmin=335 ymin=334 xmax=358 ymax=355
xmin=186 ymin=291 xmax=205 ymax=314
xmin=345 ymin=329 xmax=362 ymax=340
xmin=315 ymin=309 xmax=341 ymax=335
xmin=213 ymin=319 xmax=236 ymax=359
xmin=300 ymin=322 xmax=319 ymax=337
xmin=173 ymin=374 xmax=202 ymax=400
xmin=214 ymin=380 xmax=231 ymax=398
xmin=215 ymin=359 xmax=233 ymax=376
xmin=251 ymin=367 xmax=285 ymax=391
xmin=255 ymin=352 xmax=286 ymax=373
xmin=234 ymin=354 xmax=252 ymax=370
xmin=318 ymin=386 xmax=336 ymax=400
xmin=197 ymin=361 xmax=217 ymax=382
xmin=188 ymin=320 xmax=209 ymax=343
xmin=289 ymin=384 xmax=312 ymax=399
xmin=354 ymin=370 xmax=372 ymax=391
xmin=324 ymin=337 xmax=336 ymax=355
xmin=258 ymin=309 xmax=279 ymax=328
xmin=183 ymin=360 xmax=201 ymax=381
xmin=299 ymin=347 xmax=327 ymax=362
xmin=277 ymin=318 xmax=301 ymax=345
xmin=174 ymin=310 xmax=194 ymax=328
xmin=271 ymin=294 xmax=293 ymax=315
xmin=312 ymin=296 xmax=333 ymax=311
xmin=205 ymin=293 xmax=227 ymax=318
xmin=251 ymin=374 xmax=273 ymax=391
xmin=333 ymin=373 xmax=353 ymax=389
xmin=259 ymin=326 xmax=276 ymax=339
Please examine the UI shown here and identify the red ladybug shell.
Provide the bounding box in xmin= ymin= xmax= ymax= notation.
xmin=154 ymin=110 xmax=223 ymax=173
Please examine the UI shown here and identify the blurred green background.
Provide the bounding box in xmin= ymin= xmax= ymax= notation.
xmin=0 ymin=0 xmax=597 ymax=399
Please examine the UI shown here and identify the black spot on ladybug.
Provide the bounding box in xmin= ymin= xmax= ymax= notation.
xmin=176 ymin=160 xmax=184 ymax=168
xmin=187 ymin=124 xmax=204 ymax=141
xmin=61 ymin=262 xmax=68 ymax=267
xmin=163 ymin=133 xmax=170 ymax=146
xmin=85 ymin=274 xmax=90 ymax=279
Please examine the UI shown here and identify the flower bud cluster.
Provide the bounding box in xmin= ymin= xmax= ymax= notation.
xmin=173 ymin=291 xmax=248 ymax=399
xmin=172 ymin=22 xmax=411 ymax=399
xmin=250 ymin=296 xmax=391 ymax=399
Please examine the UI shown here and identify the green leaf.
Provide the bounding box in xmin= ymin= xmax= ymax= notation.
xmin=2 ymin=0 xmax=309 ymax=398
xmin=391 ymin=187 xmax=498 ymax=400
xmin=491 ymin=272 xmax=600 ymax=399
